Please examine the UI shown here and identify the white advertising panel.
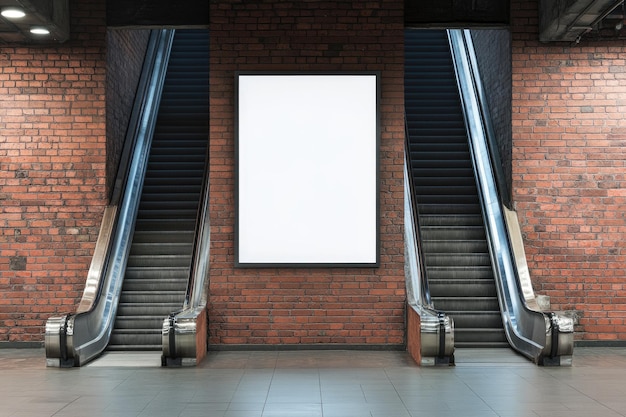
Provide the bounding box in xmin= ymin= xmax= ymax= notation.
xmin=236 ymin=73 xmax=379 ymax=266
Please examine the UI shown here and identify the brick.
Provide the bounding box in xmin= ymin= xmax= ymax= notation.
xmin=0 ymin=0 xmax=107 ymax=343
xmin=208 ymin=0 xmax=405 ymax=347
xmin=512 ymin=0 xmax=626 ymax=342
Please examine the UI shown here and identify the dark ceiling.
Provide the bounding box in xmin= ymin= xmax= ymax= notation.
xmin=0 ymin=0 xmax=624 ymax=45
xmin=539 ymin=0 xmax=625 ymax=42
xmin=106 ymin=0 xmax=209 ymax=28
xmin=0 ymin=0 xmax=69 ymax=44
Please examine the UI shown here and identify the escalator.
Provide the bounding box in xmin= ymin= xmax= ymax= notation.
xmin=405 ymin=29 xmax=574 ymax=365
xmin=108 ymin=29 xmax=209 ymax=350
xmin=405 ymin=29 xmax=506 ymax=348
xmin=45 ymin=29 xmax=210 ymax=366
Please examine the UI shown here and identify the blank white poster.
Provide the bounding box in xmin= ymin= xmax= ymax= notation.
xmin=236 ymin=73 xmax=378 ymax=266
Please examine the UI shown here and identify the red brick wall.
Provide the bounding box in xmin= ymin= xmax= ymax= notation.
xmin=512 ymin=0 xmax=626 ymax=342
xmin=0 ymin=0 xmax=107 ymax=344
xmin=10 ymin=0 xmax=624 ymax=348
xmin=208 ymin=1 xmax=406 ymax=347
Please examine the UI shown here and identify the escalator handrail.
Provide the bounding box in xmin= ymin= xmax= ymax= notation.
xmin=448 ymin=29 xmax=548 ymax=360
xmin=404 ymin=119 xmax=432 ymax=308
xmin=45 ymin=29 xmax=175 ymax=366
xmin=183 ymin=146 xmax=210 ymax=311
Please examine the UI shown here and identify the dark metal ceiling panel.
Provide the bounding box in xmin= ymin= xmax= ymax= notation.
xmin=107 ymin=0 xmax=209 ymax=28
xmin=540 ymin=0 xmax=624 ymax=41
xmin=405 ymin=0 xmax=510 ymax=27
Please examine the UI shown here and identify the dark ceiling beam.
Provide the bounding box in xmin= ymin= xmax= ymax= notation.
xmin=405 ymin=0 xmax=510 ymax=28
xmin=106 ymin=0 xmax=209 ymax=28
xmin=539 ymin=0 xmax=624 ymax=42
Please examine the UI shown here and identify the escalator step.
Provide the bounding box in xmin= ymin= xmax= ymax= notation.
xmin=136 ymin=209 xmax=199 ymax=219
xmin=119 ymin=291 xmax=186 ymax=304
xmin=432 ymin=296 xmax=500 ymax=312
xmin=113 ymin=316 xmax=164 ymax=330
xmin=449 ymin=311 xmax=503 ymax=328
xmin=117 ymin=303 xmax=183 ymax=316
xmin=122 ymin=278 xmax=188 ymax=291
xmin=426 ymin=266 xmax=493 ymax=280
xmin=129 ymin=243 xmax=193 ymax=256
xmin=422 ymin=240 xmax=489 ymax=253
xmin=131 ymin=230 xmax=195 ymax=244
xmin=454 ymin=328 xmax=508 ymax=346
xmin=429 ymin=279 xmax=497 ymax=297
xmin=424 ymin=253 xmax=491 ymax=267
xmin=420 ymin=227 xmax=486 ymax=241
xmin=125 ymin=255 xmax=192 ymax=268
xmin=133 ymin=219 xmax=196 ymax=231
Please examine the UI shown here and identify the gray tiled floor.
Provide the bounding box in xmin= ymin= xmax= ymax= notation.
xmin=1 ymin=347 xmax=626 ymax=416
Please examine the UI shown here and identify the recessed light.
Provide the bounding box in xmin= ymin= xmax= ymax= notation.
xmin=30 ymin=27 xmax=50 ymax=35
xmin=1 ymin=7 xmax=26 ymax=18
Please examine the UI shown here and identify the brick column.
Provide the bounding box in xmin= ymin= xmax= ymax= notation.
xmin=208 ymin=1 xmax=406 ymax=347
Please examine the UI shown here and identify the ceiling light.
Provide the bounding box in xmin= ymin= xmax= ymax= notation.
xmin=1 ymin=7 xmax=26 ymax=18
xmin=30 ymin=27 xmax=50 ymax=35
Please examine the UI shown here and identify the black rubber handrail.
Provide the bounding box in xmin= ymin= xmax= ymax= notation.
xmin=404 ymin=117 xmax=432 ymax=309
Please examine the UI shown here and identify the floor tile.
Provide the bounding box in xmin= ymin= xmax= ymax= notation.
xmin=2 ymin=348 xmax=626 ymax=417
